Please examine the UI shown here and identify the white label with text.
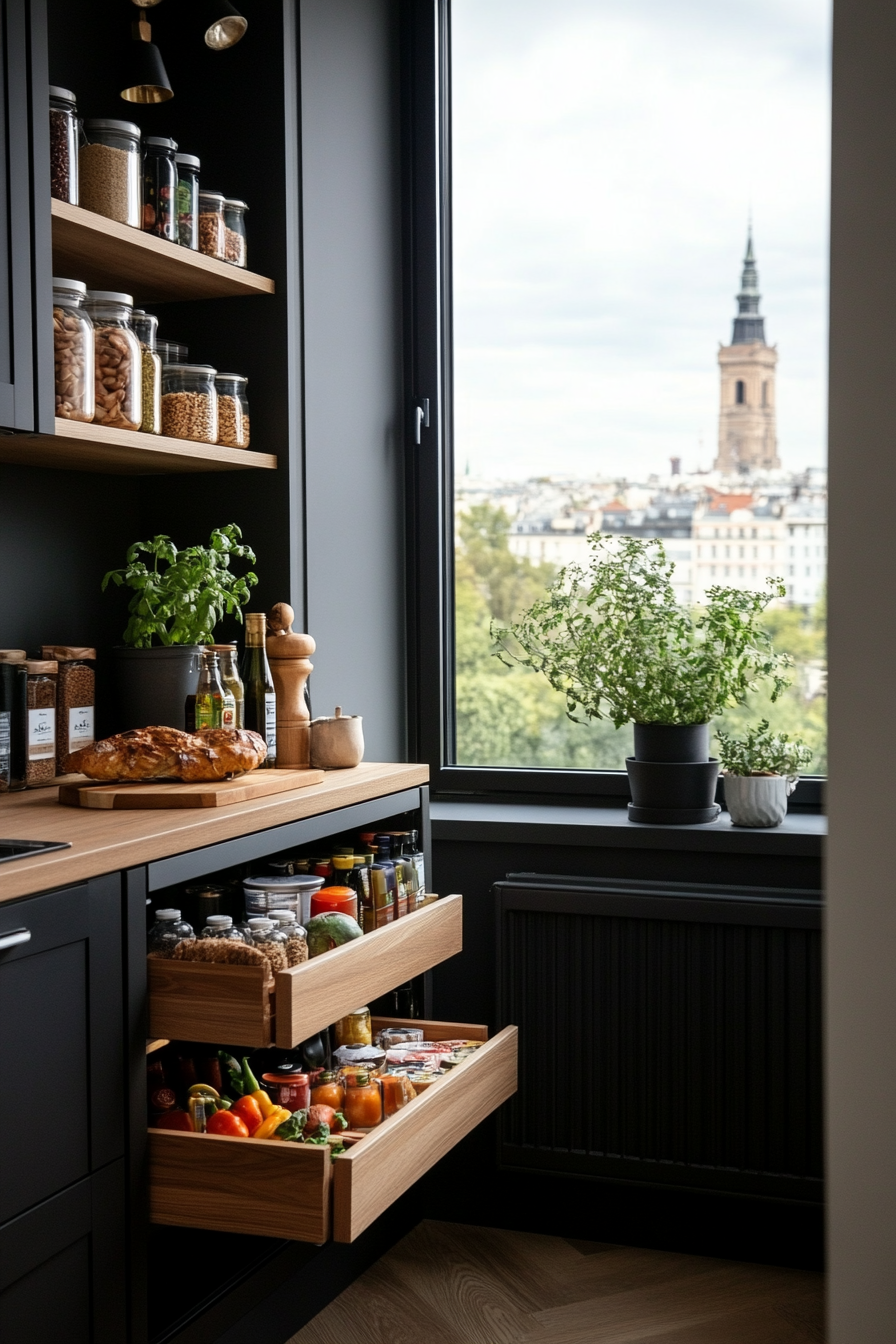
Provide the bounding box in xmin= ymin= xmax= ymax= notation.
xmin=28 ymin=707 xmax=55 ymax=759
xmin=265 ymin=693 xmax=277 ymax=759
xmin=68 ymin=705 xmax=95 ymax=753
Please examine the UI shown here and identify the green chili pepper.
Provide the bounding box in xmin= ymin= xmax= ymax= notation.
xmin=240 ymin=1056 xmax=261 ymax=1096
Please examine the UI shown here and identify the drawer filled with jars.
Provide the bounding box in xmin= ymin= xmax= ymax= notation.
xmin=147 ymin=827 xmax=462 ymax=1048
xmin=148 ymin=1017 xmax=518 ymax=1243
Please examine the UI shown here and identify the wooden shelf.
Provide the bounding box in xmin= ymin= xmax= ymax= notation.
xmin=0 ymin=418 xmax=277 ymax=475
xmin=51 ymin=200 xmax=275 ymax=303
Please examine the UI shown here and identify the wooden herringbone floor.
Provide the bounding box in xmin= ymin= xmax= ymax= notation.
xmin=288 ymin=1220 xmax=825 ymax=1344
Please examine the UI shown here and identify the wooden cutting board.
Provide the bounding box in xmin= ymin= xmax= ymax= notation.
xmin=58 ymin=768 xmax=326 ymax=810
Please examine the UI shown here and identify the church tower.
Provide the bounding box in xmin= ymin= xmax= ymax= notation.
xmin=714 ymin=228 xmax=779 ymax=473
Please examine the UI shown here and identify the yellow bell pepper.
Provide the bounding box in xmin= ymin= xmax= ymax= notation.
xmin=249 ymin=1088 xmax=275 ymax=1118
xmin=255 ymin=1107 xmax=291 ymax=1140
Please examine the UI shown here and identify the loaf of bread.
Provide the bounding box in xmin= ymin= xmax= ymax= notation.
xmin=67 ymin=725 xmax=267 ymax=781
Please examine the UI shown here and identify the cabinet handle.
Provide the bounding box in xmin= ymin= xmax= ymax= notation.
xmin=0 ymin=927 xmax=31 ymax=952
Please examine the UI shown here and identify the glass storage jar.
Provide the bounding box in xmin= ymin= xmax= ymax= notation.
xmin=84 ymin=291 xmax=142 ymax=430
xmin=335 ymin=1007 xmax=373 ymax=1048
xmin=147 ymin=908 xmax=195 ymax=958
xmin=200 ymin=914 xmax=250 ymax=943
xmin=142 ymin=136 xmax=178 ymax=240
xmin=156 ymin=339 xmax=189 ymax=367
xmin=246 ymin=917 xmax=289 ymax=972
xmin=342 ymin=1072 xmax=384 ymax=1130
xmin=0 ymin=653 xmax=27 ymax=793
xmin=79 ymin=119 xmax=142 ymax=227
xmin=132 ymin=310 xmax=161 ymax=434
xmin=25 ymin=660 xmax=57 ymax=787
xmin=161 ymin=364 xmax=217 ymax=443
xmin=52 ymin=278 xmax=95 ymax=423
xmin=175 ymin=152 xmax=200 ymax=249
xmin=198 ymin=190 xmax=226 ymax=260
xmin=49 ymin=86 xmax=78 ymax=204
xmin=40 ymin=645 xmax=95 ymax=770
xmin=215 ymin=373 xmax=250 ymax=448
xmin=223 ymin=199 xmax=248 ymax=267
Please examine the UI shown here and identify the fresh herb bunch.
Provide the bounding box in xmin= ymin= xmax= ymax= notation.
xmin=716 ymin=720 xmax=813 ymax=778
xmin=102 ymin=525 xmax=257 ymax=648
xmin=491 ymin=534 xmax=793 ymax=728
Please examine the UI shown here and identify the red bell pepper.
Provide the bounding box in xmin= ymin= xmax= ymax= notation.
xmin=206 ymin=1109 xmax=250 ymax=1138
xmin=231 ymin=1094 xmax=264 ymax=1136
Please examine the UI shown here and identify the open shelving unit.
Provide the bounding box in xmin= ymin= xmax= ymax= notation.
xmin=0 ymin=417 xmax=277 ymax=475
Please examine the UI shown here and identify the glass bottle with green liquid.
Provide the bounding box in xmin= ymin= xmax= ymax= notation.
xmin=195 ymin=650 xmax=228 ymax=729
xmin=241 ymin=613 xmax=277 ymax=767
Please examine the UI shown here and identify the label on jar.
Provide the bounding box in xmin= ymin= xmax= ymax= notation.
xmin=265 ymin=693 xmax=277 ymax=759
xmin=28 ymin=708 xmax=55 ymax=759
xmin=68 ymin=705 xmax=95 ymax=753
xmin=222 ymin=691 xmax=236 ymax=730
xmin=0 ymin=711 xmax=10 ymax=781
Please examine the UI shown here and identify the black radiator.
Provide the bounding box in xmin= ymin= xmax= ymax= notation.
xmin=496 ymin=874 xmax=823 ymax=1203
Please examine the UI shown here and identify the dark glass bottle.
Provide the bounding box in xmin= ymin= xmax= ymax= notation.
xmin=240 ymin=613 xmax=277 ymax=767
xmin=0 ymin=657 xmax=26 ymax=792
xmin=142 ymin=136 xmax=178 ymax=241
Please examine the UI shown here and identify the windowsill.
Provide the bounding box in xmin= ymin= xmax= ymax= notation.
xmin=430 ymin=801 xmax=825 ymax=857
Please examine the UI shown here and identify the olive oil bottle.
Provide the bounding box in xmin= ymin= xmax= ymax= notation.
xmin=240 ymin=613 xmax=276 ymax=767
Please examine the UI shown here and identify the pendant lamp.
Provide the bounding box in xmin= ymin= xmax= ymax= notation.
xmin=198 ymin=0 xmax=248 ymax=50
xmin=121 ymin=5 xmax=173 ymax=103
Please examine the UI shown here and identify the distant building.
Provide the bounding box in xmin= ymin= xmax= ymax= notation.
xmin=692 ymin=488 xmax=825 ymax=607
xmin=600 ymin=494 xmax=697 ymax=604
xmin=715 ymin=230 xmax=780 ymax=474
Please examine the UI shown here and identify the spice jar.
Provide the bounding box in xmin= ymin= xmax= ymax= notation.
xmin=215 ymin=374 xmax=250 ymax=448
xmin=0 ymin=652 xmax=27 ymax=792
xmin=25 ymin=660 xmax=57 ymax=786
xmin=80 ymin=119 xmax=142 ymax=228
xmin=84 ymin=291 xmax=142 ymax=431
xmin=174 ymin=153 xmax=200 ymax=249
xmin=198 ymin=191 xmax=226 ymax=260
xmin=206 ymin=644 xmax=243 ymax=727
xmin=157 ymin=339 xmax=189 ymax=367
xmin=142 ymin=136 xmax=178 ymax=240
xmin=335 ymin=1007 xmax=373 ymax=1048
xmin=40 ymin=646 xmax=95 ymax=771
xmin=342 ymin=1072 xmax=384 ymax=1130
xmin=161 ymin=364 xmax=217 ymax=443
xmin=132 ymin=311 xmax=161 ymax=435
xmin=223 ymin=199 xmax=248 ymax=267
xmin=49 ymin=86 xmax=78 ymax=204
xmin=147 ymin=908 xmax=195 ymax=958
xmin=52 ymin=278 xmax=95 ymax=423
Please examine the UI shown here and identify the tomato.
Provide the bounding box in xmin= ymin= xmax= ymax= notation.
xmin=206 ymin=1109 xmax=250 ymax=1138
xmin=152 ymin=1110 xmax=193 ymax=1132
xmin=231 ymin=1094 xmax=264 ymax=1136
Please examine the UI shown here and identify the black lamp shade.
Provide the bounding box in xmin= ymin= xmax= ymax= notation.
xmin=199 ymin=0 xmax=248 ymax=50
xmin=121 ymin=38 xmax=174 ymax=104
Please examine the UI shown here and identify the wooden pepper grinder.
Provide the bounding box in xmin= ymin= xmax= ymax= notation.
xmin=265 ymin=603 xmax=315 ymax=768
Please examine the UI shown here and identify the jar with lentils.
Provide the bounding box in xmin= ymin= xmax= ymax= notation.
xmin=25 ymin=660 xmax=58 ymax=786
xmin=53 ymin=278 xmax=95 ymax=422
xmin=132 ymin=310 xmax=162 ymax=434
xmin=162 ymin=364 xmax=218 ymax=443
xmin=84 ymin=290 xmax=142 ymax=431
xmin=41 ymin=646 xmax=95 ymax=772
xmin=49 ymin=86 xmax=78 ymax=204
xmin=215 ymin=373 xmax=250 ymax=448
xmin=198 ymin=190 xmax=226 ymax=260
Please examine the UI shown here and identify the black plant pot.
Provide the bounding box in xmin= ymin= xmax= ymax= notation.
xmin=632 ymin=721 xmax=710 ymax=763
xmin=626 ymin=722 xmax=720 ymax=824
xmin=111 ymin=645 xmax=203 ymax=733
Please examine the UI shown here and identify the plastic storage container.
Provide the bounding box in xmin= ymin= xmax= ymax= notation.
xmin=147 ymin=909 xmax=195 ymax=958
xmin=79 ymin=119 xmax=142 ymax=227
xmin=49 ymin=86 xmax=78 ymax=204
xmin=243 ymin=873 xmax=324 ymax=924
xmin=198 ymin=191 xmax=226 ymax=260
xmin=175 ymin=153 xmax=200 ymax=249
xmin=132 ymin=310 xmax=161 ymax=434
xmin=223 ymin=199 xmax=248 ymax=267
xmin=142 ymin=136 xmax=178 ymax=240
xmin=161 ymin=364 xmax=218 ymax=443
xmin=84 ymin=291 xmax=142 ymax=430
xmin=215 ymin=373 xmax=250 ymax=448
xmin=52 ymin=278 xmax=95 ymax=423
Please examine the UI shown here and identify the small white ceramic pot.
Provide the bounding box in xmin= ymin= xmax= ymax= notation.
xmin=310 ymin=706 xmax=364 ymax=768
xmin=723 ymin=773 xmax=797 ymax=828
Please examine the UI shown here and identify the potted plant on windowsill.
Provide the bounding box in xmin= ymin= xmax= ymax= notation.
xmin=716 ymin=720 xmax=813 ymax=827
xmin=103 ymin=525 xmax=257 ymax=731
xmin=492 ymin=535 xmax=793 ymax=824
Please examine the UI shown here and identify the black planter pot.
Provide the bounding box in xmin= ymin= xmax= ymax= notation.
xmin=626 ymin=722 xmax=720 ymax=824
xmin=632 ymin=721 xmax=710 ymax=763
xmin=111 ymin=645 xmax=203 ymax=733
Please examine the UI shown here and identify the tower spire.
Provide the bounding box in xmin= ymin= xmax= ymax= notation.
xmin=731 ymin=223 xmax=765 ymax=345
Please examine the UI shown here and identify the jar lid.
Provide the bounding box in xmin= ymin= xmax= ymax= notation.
xmin=155 ymin=909 xmax=182 ymax=920
xmin=49 ymin=85 xmax=76 ymax=103
xmin=0 ymin=649 xmax=26 ymax=661
xmin=316 ymin=886 xmax=355 ymax=898
xmin=244 ymin=874 xmax=325 ymax=892
xmin=164 ymin=363 xmax=217 ymax=376
xmin=215 ymin=373 xmax=248 ymax=385
xmin=206 ymin=915 xmax=232 ymax=925
xmin=24 ymin=660 xmax=57 ymax=674
xmin=85 ymin=290 xmax=134 ymax=307
xmin=249 ymin=918 xmax=274 ymax=931
xmin=271 ymin=911 xmax=297 ymax=924
xmin=52 ymin=277 xmax=87 ymax=296
xmin=175 ymin=152 xmax=200 ymax=168
xmin=83 ymin=118 xmax=140 ymax=138
xmin=205 ymin=643 xmax=237 ymax=651
xmin=198 ymin=190 xmax=225 ymax=205
xmin=223 ymin=199 xmax=249 ymax=211
xmin=144 ymin=135 xmax=178 ymax=150
xmin=262 ymin=1070 xmax=310 ymax=1084
xmin=41 ymin=645 xmax=96 ymax=661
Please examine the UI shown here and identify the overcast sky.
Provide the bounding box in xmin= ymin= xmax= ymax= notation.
xmin=451 ymin=0 xmax=832 ymax=481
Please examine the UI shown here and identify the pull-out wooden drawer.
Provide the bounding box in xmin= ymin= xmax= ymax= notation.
xmin=148 ymin=893 xmax=463 ymax=1048
xmin=148 ymin=1020 xmax=518 ymax=1243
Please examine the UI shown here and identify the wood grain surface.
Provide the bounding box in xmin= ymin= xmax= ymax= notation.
xmin=371 ymin=1015 xmax=489 ymax=1042
xmin=58 ymin=768 xmax=325 ymax=810
xmin=275 ymin=894 xmax=464 ymax=1047
xmin=148 ymin=959 xmax=274 ymax=1046
xmin=0 ymin=417 xmax=278 ymax=475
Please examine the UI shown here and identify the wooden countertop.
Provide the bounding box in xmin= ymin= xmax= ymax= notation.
xmin=0 ymin=763 xmax=428 ymax=904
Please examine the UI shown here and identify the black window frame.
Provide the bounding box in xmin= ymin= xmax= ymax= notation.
xmin=401 ymin=0 xmax=825 ymax=810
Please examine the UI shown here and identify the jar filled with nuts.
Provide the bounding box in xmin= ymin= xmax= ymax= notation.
xmin=84 ymin=291 xmax=142 ymax=431
xmin=25 ymin=660 xmax=58 ymax=787
xmin=162 ymin=364 xmax=218 ymax=443
xmin=215 ymin=373 xmax=250 ymax=448
xmin=49 ymin=86 xmax=78 ymax=204
xmin=197 ymin=190 xmax=226 ymax=260
xmin=53 ymin=278 xmax=95 ymax=423
xmin=223 ymin=199 xmax=248 ymax=267
xmin=132 ymin=310 xmax=162 ymax=434
xmin=79 ymin=119 xmax=141 ymax=228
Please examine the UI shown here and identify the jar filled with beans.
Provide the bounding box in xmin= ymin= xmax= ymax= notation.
xmin=223 ymin=199 xmax=248 ymax=267
xmin=41 ymin=646 xmax=95 ymax=772
xmin=84 ymin=291 xmax=142 ymax=431
xmin=25 ymin=660 xmax=58 ymax=787
xmin=162 ymin=364 xmax=218 ymax=443
xmin=49 ymin=86 xmax=78 ymax=204
xmin=53 ymin=278 xmax=95 ymax=422
xmin=215 ymin=373 xmax=250 ymax=448
xmin=132 ymin=310 xmax=162 ymax=434
xmin=197 ymin=190 xmax=226 ymax=260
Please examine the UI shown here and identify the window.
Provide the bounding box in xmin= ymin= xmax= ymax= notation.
xmin=762 ymin=381 xmax=769 ymax=407
xmin=736 ymin=380 xmax=746 ymax=405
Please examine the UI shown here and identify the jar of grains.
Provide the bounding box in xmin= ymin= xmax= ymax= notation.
xmin=132 ymin=310 xmax=162 ymax=434
xmin=25 ymin=660 xmax=57 ymax=786
xmin=215 ymin=373 xmax=250 ymax=447
xmin=197 ymin=190 xmax=226 ymax=260
xmin=49 ymin=86 xmax=78 ymax=204
xmin=52 ymin=278 xmax=95 ymax=422
xmin=84 ymin=291 xmax=142 ymax=430
xmin=175 ymin=153 xmax=200 ymax=249
xmin=223 ymin=199 xmax=248 ymax=267
xmin=162 ymin=364 xmax=218 ymax=443
xmin=41 ymin=646 xmax=95 ymax=771
xmin=142 ymin=136 xmax=178 ymax=240
xmin=79 ymin=119 xmax=141 ymax=228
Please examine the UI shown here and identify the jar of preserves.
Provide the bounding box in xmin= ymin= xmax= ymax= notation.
xmin=0 ymin=652 xmax=27 ymax=792
xmin=161 ymin=364 xmax=217 ymax=443
xmin=52 ymin=278 xmax=95 ymax=423
xmin=198 ymin=190 xmax=226 ymax=260
xmin=223 ymin=198 xmax=248 ymax=267
xmin=342 ymin=1072 xmax=384 ymax=1130
xmin=25 ymin=660 xmax=57 ymax=786
xmin=261 ymin=1070 xmax=310 ymax=1113
xmin=79 ymin=119 xmax=142 ymax=228
xmin=132 ymin=310 xmax=161 ymax=435
xmin=335 ymin=1007 xmax=372 ymax=1048
xmin=175 ymin=153 xmax=200 ymax=248
xmin=84 ymin=291 xmax=142 ymax=430
xmin=310 ymin=1071 xmax=345 ymax=1111
xmin=147 ymin=908 xmax=195 ymax=958
xmin=49 ymin=86 xmax=78 ymax=204
xmin=215 ymin=374 xmax=250 ymax=448
xmin=381 ymin=1073 xmax=415 ymax=1117
xmin=40 ymin=645 xmax=95 ymax=771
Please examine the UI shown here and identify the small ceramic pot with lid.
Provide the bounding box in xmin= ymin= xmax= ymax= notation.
xmin=310 ymin=706 xmax=364 ymax=769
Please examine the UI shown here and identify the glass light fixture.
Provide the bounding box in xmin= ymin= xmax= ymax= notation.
xmin=199 ymin=1 xmax=248 ymax=50
xmin=121 ymin=2 xmax=173 ymax=103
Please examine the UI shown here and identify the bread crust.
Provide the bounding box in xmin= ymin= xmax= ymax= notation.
xmin=67 ymin=726 xmax=267 ymax=781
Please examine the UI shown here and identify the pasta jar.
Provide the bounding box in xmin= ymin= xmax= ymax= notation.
xmin=84 ymin=291 xmax=142 ymax=430
xmin=175 ymin=153 xmax=200 ymax=249
xmin=198 ymin=191 xmax=226 ymax=260
xmin=25 ymin=660 xmax=57 ymax=787
xmin=53 ymin=278 xmax=95 ymax=422
xmin=161 ymin=364 xmax=218 ymax=443
xmin=223 ymin=198 xmax=248 ymax=267
xmin=132 ymin=310 xmax=161 ymax=434
xmin=215 ymin=374 xmax=250 ymax=447
xmin=142 ymin=136 xmax=178 ymax=241
xmin=79 ymin=119 xmax=142 ymax=228
xmin=40 ymin=645 xmax=95 ymax=771
xmin=49 ymin=86 xmax=78 ymax=204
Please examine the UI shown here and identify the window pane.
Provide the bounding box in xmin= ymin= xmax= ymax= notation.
xmin=452 ymin=0 xmax=829 ymax=772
